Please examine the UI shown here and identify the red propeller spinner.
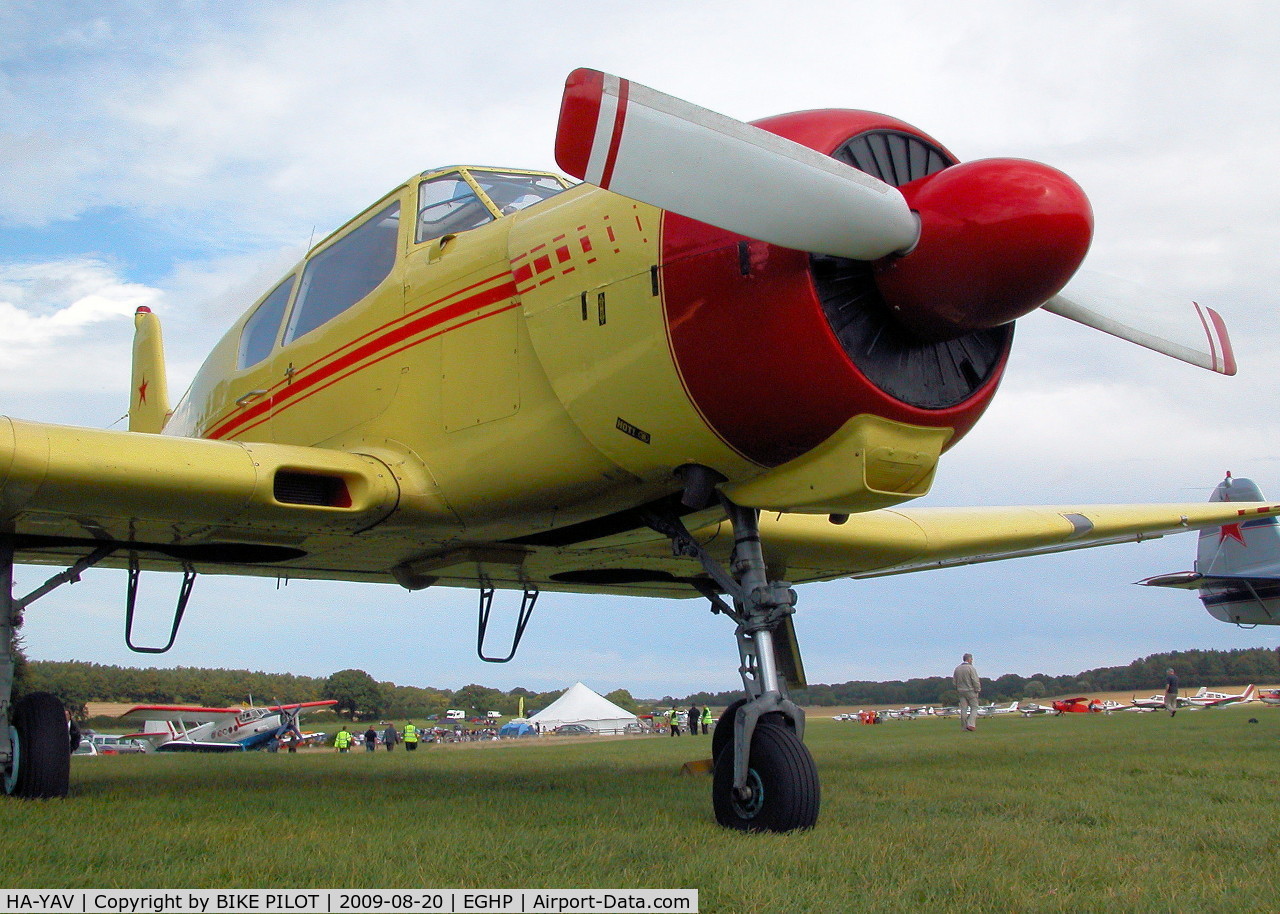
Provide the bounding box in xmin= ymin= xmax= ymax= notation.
xmin=873 ymin=158 xmax=1093 ymax=341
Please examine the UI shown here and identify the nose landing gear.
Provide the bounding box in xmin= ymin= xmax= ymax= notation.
xmin=647 ymin=495 xmax=820 ymax=832
xmin=712 ymin=717 xmax=818 ymax=832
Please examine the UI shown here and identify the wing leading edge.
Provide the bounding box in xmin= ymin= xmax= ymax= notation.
xmin=0 ymin=416 xmax=404 ymax=574
xmin=752 ymin=501 xmax=1280 ymax=583
xmin=4 ymin=415 xmax=1278 ymax=598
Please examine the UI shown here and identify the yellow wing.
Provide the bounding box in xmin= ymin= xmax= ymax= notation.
xmin=4 ymin=412 xmax=1277 ymax=599
xmin=391 ymin=501 xmax=1280 ymax=598
xmin=752 ymin=503 xmax=1280 ymax=582
xmin=0 ymin=417 xmax=405 ymax=579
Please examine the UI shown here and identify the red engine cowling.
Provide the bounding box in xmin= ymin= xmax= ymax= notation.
xmin=659 ymin=109 xmax=1090 ymax=468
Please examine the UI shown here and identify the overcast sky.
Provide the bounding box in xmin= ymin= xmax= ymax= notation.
xmin=3 ymin=2 xmax=1280 ymax=701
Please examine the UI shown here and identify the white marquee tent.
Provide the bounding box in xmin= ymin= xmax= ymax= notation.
xmin=528 ymin=682 xmax=638 ymax=733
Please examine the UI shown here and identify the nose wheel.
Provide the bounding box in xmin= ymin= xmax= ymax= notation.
xmin=712 ymin=717 xmax=819 ymax=832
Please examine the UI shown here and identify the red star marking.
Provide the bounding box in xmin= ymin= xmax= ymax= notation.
xmin=1219 ymin=523 xmax=1246 ymax=545
xmin=137 ymin=377 xmax=148 ymax=404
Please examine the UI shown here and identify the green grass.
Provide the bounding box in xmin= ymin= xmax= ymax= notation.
xmin=4 ymin=712 xmax=1280 ymax=912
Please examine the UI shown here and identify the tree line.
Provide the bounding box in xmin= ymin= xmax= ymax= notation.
xmin=670 ymin=647 xmax=1280 ymax=708
xmin=16 ymin=659 xmax=641 ymax=722
xmin=18 ymin=646 xmax=1280 ymax=720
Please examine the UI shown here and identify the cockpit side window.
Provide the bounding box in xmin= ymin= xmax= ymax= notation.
xmin=238 ymin=274 xmax=295 ymax=369
xmin=470 ymin=171 xmax=568 ymax=215
xmin=416 ymin=176 xmax=494 ymax=244
xmin=285 ymin=200 xmax=401 ymax=344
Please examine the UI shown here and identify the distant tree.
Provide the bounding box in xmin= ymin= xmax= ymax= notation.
xmin=938 ymin=688 xmax=959 ymax=706
xmin=994 ymin=673 xmax=1025 ymax=700
xmin=323 ymin=669 xmax=382 ymax=719
xmin=8 ymin=629 xmax=27 ymax=702
xmin=1024 ymin=679 xmax=1046 ymax=699
xmin=382 ymin=684 xmax=450 ymax=719
xmin=451 ymin=683 xmax=505 ymax=717
xmin=605 ymin=688 xmax=640 ymax=714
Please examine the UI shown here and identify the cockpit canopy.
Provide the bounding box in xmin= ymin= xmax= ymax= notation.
xmin=229 ymin=167 xmax=570 ymax=372
xmin=416 ymin=167 xmax=571 ymax=243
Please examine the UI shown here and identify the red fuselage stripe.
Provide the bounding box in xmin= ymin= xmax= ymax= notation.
xmin=208 ymin=276 xmax=518 ymax=440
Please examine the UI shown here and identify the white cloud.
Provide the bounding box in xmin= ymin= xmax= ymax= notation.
xmin=0 ymin=260 xmax=158 ymax=427
xmin=0 ymin=258 xmax=155 ymax=357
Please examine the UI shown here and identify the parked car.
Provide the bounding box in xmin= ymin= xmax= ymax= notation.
xmin=90 ymin=735 xmax=150 ymax=754
xmin=553 ymin=723 xmax=594 ymax=735
xmin=73 ymin=739 xmax=99 ymax=756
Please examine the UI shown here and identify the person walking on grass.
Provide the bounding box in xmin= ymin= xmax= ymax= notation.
xmin=334 ymin=726 xmax=352 ymax=752
xmin=954 ymin=653 xmax=981 ymax=732
xmin=1165 ymin=668 xmax=1179 ymax=717
xmin=383 ymin=722 xmax=399 ymax=751
xmin=364 ymin=725 xmax=378 ymax=752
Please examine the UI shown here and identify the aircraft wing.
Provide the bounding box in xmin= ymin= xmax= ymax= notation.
xmin=749 ymin=501 xmax=1280 ymax=583
xmin=119 ymin=705 xmax=241 ymax=724
xmin=1137 ymin=572 xmax=1204 ymax=589
xmin=269 ymin=700 xmax=338 ymax=712
xmin=6 ymin=415 xmax=1280 ymax=600
xmin=0 ymin=417 xmax=403 ymax=577
xmin=153 ymin=740 xmax=244 ymax=753
xmin=1138 ymin=570 xmax=1280 ymax=589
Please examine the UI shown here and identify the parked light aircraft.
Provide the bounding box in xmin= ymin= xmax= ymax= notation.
xmin=1051 ymin=697 xmax=1122 ymax=714
xmin=1142 ymin=475 xmax=1280 ymax=626
xmin=1018 ymin=703 xmax=1055 ymax=716
xmin=121 ymin=700 xmax=338 ymax=752
xmin=1183 ymin=684 xmax=1256 ymax=708
xmin=1127 ymin=693 xmax=1177 ymax=711
xmin=1258 ymin=690 xmax=1280 ymax=707
xmin=1052 ymin=697 xmax=1102 ymax=714
xmin=977 ymin=701 xmax=1019 ymax=716
xmin=2 ymin=69 xmax=1277 ymax=830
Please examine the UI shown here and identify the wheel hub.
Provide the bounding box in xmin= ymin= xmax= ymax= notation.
xmin=2 ymin=727 xmax=19 ymax=796
xmin=730 ymin=768 xmax=765 ymax=819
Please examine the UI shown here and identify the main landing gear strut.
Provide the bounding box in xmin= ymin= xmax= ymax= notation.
xmin=1 ymin=540 xmax=196 ymax=799
xmin=647 ymin=489 xmax=820 ymax=832
xmin=0 ymin=539 xmax=93 ymax=799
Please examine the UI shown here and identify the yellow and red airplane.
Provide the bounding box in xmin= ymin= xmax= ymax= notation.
xmin=0 ymin=69 xmax=1273 ymax=830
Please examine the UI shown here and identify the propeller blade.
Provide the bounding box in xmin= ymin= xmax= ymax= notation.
xmin=555 ymin=68 xmax=919 ymax=260
xmin=1043 ymin=271 xmax=1236 ymax=375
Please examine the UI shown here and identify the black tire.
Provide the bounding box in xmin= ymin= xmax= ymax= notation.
xmin=4 ymin=692 xmax=71 ymax=799
xmin=711 ymin=699 xmax=790 ymax=766
xmin=710 ymin=698 xmax=749 ymax=766
xmin=712 ymin=719 xmax=819 ymax=832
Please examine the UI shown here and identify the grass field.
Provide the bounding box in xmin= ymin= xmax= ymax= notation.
xmin=4 ymin=709 xmax=1280 ymax=912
